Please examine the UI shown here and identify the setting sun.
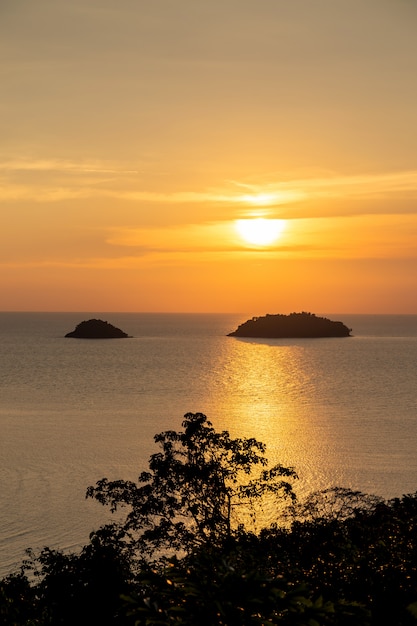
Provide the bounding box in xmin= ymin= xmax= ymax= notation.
xmin=235 ymin=218 xmax=286 ymax=246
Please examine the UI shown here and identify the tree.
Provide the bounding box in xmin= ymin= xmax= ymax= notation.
xmin=87 ymin=412 xmax=298 ymax=559
xmin=5 ymin=527 xmax=134 ymax=626
xmin=287 ymin=487 xmax=383 ymax=524
xmin=125 ymin=553 xmax=368 ymax=626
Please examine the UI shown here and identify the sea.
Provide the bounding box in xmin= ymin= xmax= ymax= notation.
xmin=1 ymin=312 xmax=417 ymax=577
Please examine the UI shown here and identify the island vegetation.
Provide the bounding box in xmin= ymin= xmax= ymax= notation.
xmin=65 ymin=319 xmax=131 ymax=339
xmin=2 ymin=413 xmax=417 ymax=625
xmin=228 ymin=312 xmax=352 ymax=338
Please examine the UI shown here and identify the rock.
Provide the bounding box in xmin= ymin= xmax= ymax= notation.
xmin=227 ymin=312 xmax=351 ymax=338
xmin=65 ymin=319 xmax=131 ymax=339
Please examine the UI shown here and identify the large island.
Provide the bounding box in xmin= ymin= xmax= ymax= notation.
xmin=228 ymin=312 xmax=351 ymax=338
xmin=65 ymin=319 xmax=131 ymax=339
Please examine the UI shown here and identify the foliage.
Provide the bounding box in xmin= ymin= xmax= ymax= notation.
xmin=0 ymin=526 xmax=134 ymax=626
xmin=0 ymin=572 xmax=37 ymax=626
xmin=124 ymin=551 xmax=369 ymax=626
xmin=4 ymin=414 xmax=417 ymax=625
xmin=287 ymin=487 xmax=383 ymax=523
xmin=86 ymin=412 xmax=298 ymax=558
xmin=258 ymin=490 xmax=417 ymax=625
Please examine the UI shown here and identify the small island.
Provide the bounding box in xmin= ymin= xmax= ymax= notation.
xmin=65 ymin=319 xmax=131 ymax=339
xmin=228 ymin=312 xmax=351 ymax=338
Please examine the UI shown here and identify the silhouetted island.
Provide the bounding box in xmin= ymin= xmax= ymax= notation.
xmin=65 ymin=319 xmax=131 ymax=339
xmin=228 ymin=312 xmax=352 ymax=338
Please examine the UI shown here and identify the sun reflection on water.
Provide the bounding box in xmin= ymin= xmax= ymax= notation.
xmin=202 ymin=336 xmax=350 ymax=511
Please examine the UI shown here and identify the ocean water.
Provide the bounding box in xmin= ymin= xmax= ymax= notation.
xmin=1 ymin=312 xmax=417 ymax=577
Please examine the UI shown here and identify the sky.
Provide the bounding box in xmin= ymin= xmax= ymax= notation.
xmin=1 ymin=0 xmax=417 ymax=313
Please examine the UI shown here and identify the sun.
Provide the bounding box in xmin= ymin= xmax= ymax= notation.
xmin=235 ymin=218 xmax=286 ymax=246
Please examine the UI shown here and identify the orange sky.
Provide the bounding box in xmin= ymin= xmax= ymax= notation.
xmin=1 ymin=1 xmax=417 ymax=313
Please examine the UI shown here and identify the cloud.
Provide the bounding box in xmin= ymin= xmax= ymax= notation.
xmin=232 ymin=170 xmax=417 ymax=202
xmin=1 ymin=162 xmax=416 ymax=225
xmin=0 ymin=158 xmax=141 ymax=174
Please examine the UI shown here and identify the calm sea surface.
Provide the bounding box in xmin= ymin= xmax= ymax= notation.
xmin=1 ymin=312 xmax=417 ymax=576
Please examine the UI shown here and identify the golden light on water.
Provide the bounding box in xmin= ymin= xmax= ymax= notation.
xmin=235 ymin=218 xmax=286 ymax=246
xmin=203 ymin=336 xmax=342 ymax=522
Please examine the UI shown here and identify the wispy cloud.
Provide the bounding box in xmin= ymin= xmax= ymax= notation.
xmin=259 ymin=170 xmax=417 ymax=197
xmin=0 ymin=158 xmax=141 ymax=174
xmin=1 ymin=163 xmax=416 ymax=220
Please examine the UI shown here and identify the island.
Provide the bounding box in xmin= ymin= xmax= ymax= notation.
xmin=65 ymin=319 xmax=131 ymax=339
xmin=227 ymin=312 xmax=351 ymax=338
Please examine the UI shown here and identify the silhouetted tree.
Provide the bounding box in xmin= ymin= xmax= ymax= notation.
xmin=87 ymin=412 xmax=298 ymax=559
xmin=7 ymin=413 xmax=417 ymax=624
xmin=125 ymin=551 xmax=368 ymax=626
xmin=3 ymin=526 xmax=134 ymax=626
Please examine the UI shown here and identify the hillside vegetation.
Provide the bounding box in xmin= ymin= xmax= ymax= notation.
xmin=2 ymin=413 xmax=417 ymax=625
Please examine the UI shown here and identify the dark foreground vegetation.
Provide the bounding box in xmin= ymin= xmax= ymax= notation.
xmin=2 ymin=413 xmax=417 ymax=625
